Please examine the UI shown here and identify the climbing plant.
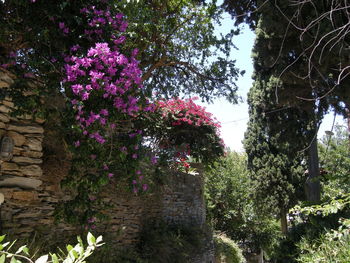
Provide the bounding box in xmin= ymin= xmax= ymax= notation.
xmin=0 ymin=0 xmax=225 ymax=226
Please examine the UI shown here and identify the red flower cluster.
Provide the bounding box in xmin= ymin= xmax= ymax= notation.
xmin=157 ymin=97 xmax=221 ymax=128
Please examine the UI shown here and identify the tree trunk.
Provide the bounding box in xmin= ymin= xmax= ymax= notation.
xmin=280 ymin=209 xmax=288 ymax=235
xmin=306 ymin=136 xmax=321 ymax=203
xmin=346 ymin=107 xmax=350 ymax=150
xmin=258 ymin=249 xmax=264 ymax=263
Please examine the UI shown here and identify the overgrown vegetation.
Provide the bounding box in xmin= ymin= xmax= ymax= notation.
xmin=214 ymin=234 xmax=246 ymax=263
xmin=89 ymin=221 xmax=210 ymax=263
xmin=206 ymin=124 xmax=349 ymax=262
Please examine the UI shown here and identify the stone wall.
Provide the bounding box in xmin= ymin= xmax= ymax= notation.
xmin=0 ymin=69 xmax=213 ymax=261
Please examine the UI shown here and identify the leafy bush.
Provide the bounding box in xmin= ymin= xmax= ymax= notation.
xmin=137 ymin=221 xmax=209 ymax=263
xmin=0 ymin=232 xmax=103 ymax=263
xmin=214 ymin=234 xmax=246 ymax=263
xmin=270 ymin=194 xmax=350 ymax=262
xmin=205 ymin=152 xmax=281 ymax=254
xmin=297 ymin=219 xmax=350 ymax=263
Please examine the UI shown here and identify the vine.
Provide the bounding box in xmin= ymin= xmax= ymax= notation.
xmin=0 ymin=0 xmax=225 ymax=227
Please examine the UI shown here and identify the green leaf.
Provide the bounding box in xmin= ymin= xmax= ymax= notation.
xmin=87 ymin=232 xmax=95 ymax=246
xmin=66 ymin=245 xmax=73 ymax=253
xmin=15 ymin=245 xmax=27 ymax=255
xmin=50 ymin=253 xmax=59 ymax=263
xmin=22 ymin=247 xmax=29 ymax=256
xmin=71 ymin=250 xmax=79 ymax=259
xmin=0 ymin=255 xmax=5 ymax=263
xmin=0 ymin=236 xmax=5 ymax=243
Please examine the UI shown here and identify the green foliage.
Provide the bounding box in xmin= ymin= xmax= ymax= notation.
xmin=270 ymin=192 xmax=350 ymax=262
xmin=223 ymin=0 xmax=350 ymax=114
xmin=319 ymin=124 xmax=350 ymax=199
xmin=243 ymin=3 xmax=313 ymax=221
xmin=297 ymin=231 xmax=350 ymax=263
xmin=0 ymin=0 xmax=234 ymax=227
xmin=205 ymin=152 xmax=281 ymax=254
xmin=137 ymin=221 xmax=208 ymax=263
xmin=213 ymin=234 xmax=245 ymax=263
xmin=294 ymin=205 xmax=350 ymax=263
xmin=0 ymin=233 xmax=103 ymax=263
xmin=121 ymin=0 xmax=241 ymax=102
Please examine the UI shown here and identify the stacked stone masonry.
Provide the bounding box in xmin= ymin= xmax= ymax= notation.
xmin=0 ymin=69 xmax=214 ymax=262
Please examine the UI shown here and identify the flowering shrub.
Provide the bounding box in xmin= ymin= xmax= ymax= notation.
xmin=146 ymin=97 xmax=225 ymax=167
xmin=58 ymin=4 xmax=155 ymax=226
xmin=0 ymin=1 xmax=225 ymax=227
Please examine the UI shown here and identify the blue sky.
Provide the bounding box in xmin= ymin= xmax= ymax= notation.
xmin=201 ymin=16 xmax=346 ymax=152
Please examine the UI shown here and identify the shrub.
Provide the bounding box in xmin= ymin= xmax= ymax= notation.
xmin=297 ymin=219 xmax=350 ymax=263
xmin=214 ymin=234 xmax=246 ymax=263
xmin=137 ymin=221 xmax=209 ymax=263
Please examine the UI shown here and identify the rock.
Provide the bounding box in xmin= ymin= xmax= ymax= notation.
xmin=12 ymin=191 xmax=38 ymax=201
xmin=0 ymin=71 xmax=15 ymax=85
xmin=7 ymin=131 xmax=26 ymax=146
xmin=8 ymin=124 xmax=44 ymax=134
xmin=0 ymin=175 xmax=42 ymax=189
xmin=12 ymin=156 xmax=42 ymax=164
xmin=13 ymin=147 xmax=23 ymax=156
xmin=0 ymin=113 xmax=10 ymax=122
xmin=0 ymin=81 xmax=9 ymax=89
xmin=3 ymin=100 xmax=14 ymax=108
xmin=20 ymin=165 xmax=42 ymax=177
xmin=24 ymin=138 xmax=42 ymax=151
xmin=17 ymin=114 xmax=32 ymax=120
xmin=35 ymin=118 xmax=45 ymax=124
xmin=0 ymin=105 xmax=10 ymax=113
xmin=22 ymin=151 xmax=43 ymax=158
xmin=1 ymin=170 xmax=22 ymax=176
xmin=14 ymin=212 xmax=42 ymax=219
xmin=1 ymin=162 xmax=19 ymax=171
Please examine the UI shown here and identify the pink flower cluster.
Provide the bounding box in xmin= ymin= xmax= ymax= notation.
xmin=132 ymin=174 xmax=148 ymax=194
xmin=64 ymin=34 xmax=144 ymax=146
xmin=80 ymin=6 xmax=128 ymax=40
xmin=157 ymin=97 xmax=221 ymax=128
xmin=62 ymin=6 xmax=157 ymax=191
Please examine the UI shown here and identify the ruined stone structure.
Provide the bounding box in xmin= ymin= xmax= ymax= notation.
xmin=0 ymin=69 xmax=214 ymax=262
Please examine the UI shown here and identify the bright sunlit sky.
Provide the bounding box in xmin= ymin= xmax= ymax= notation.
xmin=200 ymin=14 xmax=346 ymax=152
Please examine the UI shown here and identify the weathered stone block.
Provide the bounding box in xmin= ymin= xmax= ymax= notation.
xmin=24 ymin=138 xmax=42 ymax=151
xmin=1 ymin=162 xmax=20 ymax=171
xmin=8 ymin=124 xmax=44 ymax=134
xmin=0 ymin=113 xmax=10 ymax=123
xmin=12 ymin=191 xmax=38 ymax=201
xmin=22 ymin=151 xmax=43 ymax=158
xmin=0 ymin=105 xmax=10 ymax=113
xmin=7 ymin=131 xmax=26 ymax=146
xmin=3 ymin=100 xmax=14 ymax=108
xmin=0 ymin=81 xmax=9 ymax=89
xmin=0 ymin=71 xmax=15 ymax=85
xmin=12 ymin=156 xmax=42 ymax=164
xmin=20 ymin=165 xmax=42 ymax=177
xmin=0 ymin=175 xmax=42 ymax=189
